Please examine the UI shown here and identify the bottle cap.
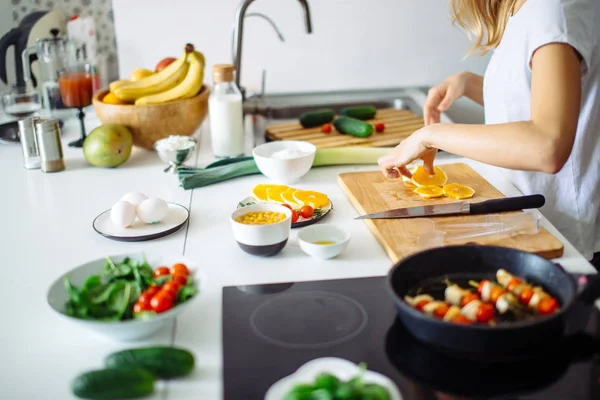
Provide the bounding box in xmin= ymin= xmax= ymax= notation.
xmin=212 ymin=64 xmax=235 ymax=83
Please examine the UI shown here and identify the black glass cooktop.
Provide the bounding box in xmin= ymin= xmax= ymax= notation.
xmin=222 ymin=276 xmax=600 ymax=400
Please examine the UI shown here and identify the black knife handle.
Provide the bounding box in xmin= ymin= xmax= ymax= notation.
xmin=469 ymin=194 xmax=545 ymax=215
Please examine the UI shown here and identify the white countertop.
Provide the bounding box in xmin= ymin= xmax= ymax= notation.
xmin=1 ymin=108 xmax=597 ymax=400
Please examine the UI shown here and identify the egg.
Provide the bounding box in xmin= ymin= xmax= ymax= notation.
xmin=110 ymin=201 xmax=137 ymax=228
xmin=137 ymin=198 xmax=169 ymax=224
xmin=120 ymin=192 xmax=148 ymax=211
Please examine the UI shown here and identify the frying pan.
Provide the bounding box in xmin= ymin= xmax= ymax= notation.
xmin=386 ymin=245 xmax=600 ymax=359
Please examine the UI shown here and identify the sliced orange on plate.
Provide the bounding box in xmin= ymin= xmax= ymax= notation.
xmin=252 ymin=184 xmax=287 ymax=202
xmin=266 ymin=186 xmax=290 ymax=203
xmin=292 ymin=190 xmax=330 ymax=209
xmin=443 ymin=183 xmax=475 ymax=199
xmin=411 ymin=166 xmax=448 ymax=187
xmin=414 ymin=185 xmax=444 ymax=199
xmin=281 ymin=188 xmax=302 ymax=208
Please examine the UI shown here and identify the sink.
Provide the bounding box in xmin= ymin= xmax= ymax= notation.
xmin=243 ymin=87 xmax=429 ymax=146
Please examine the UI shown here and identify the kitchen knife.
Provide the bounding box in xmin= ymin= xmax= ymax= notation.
xmin=355 ymin=194 xmax=545 ymax=220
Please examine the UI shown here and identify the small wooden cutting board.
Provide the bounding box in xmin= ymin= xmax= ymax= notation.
xmin=265 ymin=108 xmax=423 ymax=148
xmin=338 ymin=164 xmax=564 ymax=263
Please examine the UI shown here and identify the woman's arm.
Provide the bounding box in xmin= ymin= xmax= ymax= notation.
xmin=379 ymin=43 xmax=582 ymax=177
xmin=462 ymin=72 xmax=484 ymax=106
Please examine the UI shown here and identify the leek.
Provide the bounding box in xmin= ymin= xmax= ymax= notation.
xmin=178 ymin=147 xmax=393 ymax=190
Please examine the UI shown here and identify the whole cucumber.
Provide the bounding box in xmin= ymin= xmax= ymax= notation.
xmin=299 ymin=109 xmax=335 ymax=128
xmin=333 ymin=116 xmax=374 ymax=138
xmin=72 ymin=367 xmax=154 ymax=399
xmin=104 ymin=346 xmax=195 ymax=379
xmin=340 ymin=105 xmax=377 ymax=120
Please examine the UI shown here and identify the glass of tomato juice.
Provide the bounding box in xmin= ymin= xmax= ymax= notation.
xmin=58 ymin=63 xmax=94 ymax=148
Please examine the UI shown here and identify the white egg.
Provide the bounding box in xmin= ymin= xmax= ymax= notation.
xmin=120 ymin=192 xmax=148 ymax=211
xmin=137 ymin=198 xmax=169 ymax=224
xmin=110 ymin=201 xmax=137 ymax=228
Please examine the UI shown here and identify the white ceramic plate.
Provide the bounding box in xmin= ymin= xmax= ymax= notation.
xmin=265 ymin=357 xmax=403 ymax=400
xmin=47 ymin=252 xmax=205 ymax=342
xmin=93 ymin=202 xmax=189 ymax=242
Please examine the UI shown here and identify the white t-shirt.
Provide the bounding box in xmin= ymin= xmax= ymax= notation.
xmin=483 ymin=0 xmax=600 ymax=260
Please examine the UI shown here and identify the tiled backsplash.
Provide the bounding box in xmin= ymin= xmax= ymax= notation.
xmin=11 ymin=0 xmax=118 ymax=79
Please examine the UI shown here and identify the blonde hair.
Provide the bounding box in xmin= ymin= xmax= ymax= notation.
xmin=451 ymin=0 xmax=519 ymax=55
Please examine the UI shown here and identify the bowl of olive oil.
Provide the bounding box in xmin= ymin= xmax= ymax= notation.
xmin=297 ymin=224 xmax=350 ymax=260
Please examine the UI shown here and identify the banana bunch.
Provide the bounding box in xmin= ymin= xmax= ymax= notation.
xmin=111 ymin=44 xmax=205 ymax=105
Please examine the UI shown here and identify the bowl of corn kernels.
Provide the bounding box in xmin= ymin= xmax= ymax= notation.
xmin=230 ymin=204 xmax=293 ymax=256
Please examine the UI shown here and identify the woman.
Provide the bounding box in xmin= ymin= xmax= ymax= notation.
xmin=378 ymin=0 xmax=600 ymax=264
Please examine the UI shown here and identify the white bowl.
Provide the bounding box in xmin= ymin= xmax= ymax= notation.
xmin=297 ymin=224 xmax=351 ymax=259
xmin=46 ymin=253 xmax=203 ymax=342
xmin=265 ymin=357 xmax=403 ymax=400
xmin=231 ymin=204 xmax=293 ymax=256
xmin=252 ymin=141 xmax=317 ymax=184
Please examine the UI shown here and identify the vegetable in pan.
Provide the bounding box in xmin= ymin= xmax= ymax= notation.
xmin=497 ymin=269 xmax=560 ymax=315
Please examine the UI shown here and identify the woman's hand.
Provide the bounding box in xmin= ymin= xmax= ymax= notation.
xmin=424 ymin=72 xmax=481 ymax=125
xmin=378 ymin=127 xmax=437 ymax=179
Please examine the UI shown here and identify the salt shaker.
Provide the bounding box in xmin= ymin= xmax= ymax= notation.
xmin=17 ymin=116 xmax=41 ymax=169
xmin=34 ymin=118 xmax=65 ymax=173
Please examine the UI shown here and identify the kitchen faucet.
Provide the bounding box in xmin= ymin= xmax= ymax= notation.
xmin=232 ymin=0 xmax=312 ymax=94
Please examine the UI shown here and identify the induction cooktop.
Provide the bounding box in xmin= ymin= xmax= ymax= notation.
xmin=222 ymin=276 xmax=600 ymax=400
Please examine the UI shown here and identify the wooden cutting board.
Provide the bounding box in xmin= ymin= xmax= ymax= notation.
xmin=265 ymin=108 xmax=423 ymax=148
xmin=338 ymin=164 xmax=564 ymax=263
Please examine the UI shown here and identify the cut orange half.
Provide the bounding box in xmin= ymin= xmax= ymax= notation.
xmin=252 ymin=184 xmax=287 ymax=202
xmin=414 ymin=185 xmax=444 ymax=199
xmin=292 ymin=190 xmax=330 ymax=209
xmin=443 ymin=183 xmax=475 ymax=199
xmin=281 ymin=188 xmax=301 ymax=208
xmin=266 ymin=185 xmax=291 ymax=203
xmin=411 ymin=166 xmax=448 ymax=187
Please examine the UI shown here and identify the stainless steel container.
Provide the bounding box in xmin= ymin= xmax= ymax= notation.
xmin=34 ymin=118 xmax=65 ymax=173
xmin=17 ymin=116 xmax=41 ymax=169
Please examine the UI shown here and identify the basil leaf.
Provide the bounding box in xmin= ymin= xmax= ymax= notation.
xmin=81 ymin=275 xmax=101 ymax=293
xmin=177 ymin=283 xmax=198 ymax=303
xmin=154 ymin=275 xmax=171 ymax=286
xmin=107 ymin=282 xmax=132 ymax=320
xmin=63 ymin=277 xmax=82 ymax=304
xmin=91 ymin=281 xmax=124 ymax=305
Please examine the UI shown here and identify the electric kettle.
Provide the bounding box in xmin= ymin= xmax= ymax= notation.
xmin=0 ymin=10 xmax=66 ymax=88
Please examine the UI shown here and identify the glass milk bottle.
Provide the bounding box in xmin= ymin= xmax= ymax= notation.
xmin=208 ymin=64 xmax=245 ymax=158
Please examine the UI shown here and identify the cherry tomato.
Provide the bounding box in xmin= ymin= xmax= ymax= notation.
xmin=489 ymin=287 xmax=505 ymax=304
xmin=291 ymin=210 xmax=299 ymax=223
xmin=538 ymin=297 xmax=558 ymax=315
xmin=433 ymin=304 xmax=450 ymax=319
xmin=281 ymin=204 xmax=292 ymax=211
xmin=154 ymin=266 xmax=170 ymax=277
xmin=476 ymin=303 xmax=495 ymax=323
xmin=460 ymin=292 xmax=479 ymax=307
xmin=519 ymin=288 xmax=534 ymax=305
xmin=137 ymin=286 xmax=160 ymax=305
xmin=150 ymin=291 xmax=175 ymax=313
xmin=415 ymin=300 xmax=430 ymax=311
xmin=322 ymin=123 xmax=332 ymax=134
xmin=477 ymin=280 xmax=488 ymax=296
xmin=172 ymin=274 xmax=188 ymax=286
xmin=162 ymin=281 xmax=181 ymax=297
xmin=299 ymin=205 xmax=314 ymax=219
xmin=507 ymin=277 xmax=522 ymax=292
xmin=375 ymin=122 xmax=385 ymax=133
xmin=171 ymin=263 xmax=189 ymax=277
xmin=452 ymin=314 xmax=472 ymax=325
xmin=133 ymin=301 xmax=152 ymax=313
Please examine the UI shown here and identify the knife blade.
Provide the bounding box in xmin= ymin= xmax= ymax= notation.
xmin=355 ymin=194 xmax=545 ymax=220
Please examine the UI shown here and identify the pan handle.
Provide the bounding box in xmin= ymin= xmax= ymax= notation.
xmin=577 ymin=274 xmax=600 ymax=305
xmin=469 ymin=194 xmax=545 ymax=215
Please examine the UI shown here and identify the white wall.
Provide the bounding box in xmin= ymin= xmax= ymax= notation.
xmin=112 ymin=0 xmax=490 ymax=95
xmin=0 ymin=0 xmax=15 ymax=92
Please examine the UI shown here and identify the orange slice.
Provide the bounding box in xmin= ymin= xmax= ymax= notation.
xmin=443 ymin=183 xmax=475 ymax=199
xmin=251 ymin=184 xmax=287 ymax=202
xmin=414 ymin=185 xmax=444 ymax=199
xmin=281 ymin=188 xmax=301 ymax=208
xmin=266 ymin=185 xmax=291 ymax=203
xmin=401 ymin=167 xmax=417 ymax=188
xmin=292 ymin=190 xmax=330 ymax=209
xmin=411 ymin=166 xmax=448 ymax=187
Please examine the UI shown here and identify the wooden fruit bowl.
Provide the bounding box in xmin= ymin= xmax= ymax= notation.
xmin=92 ymin=86 xmax=210 ymax=150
